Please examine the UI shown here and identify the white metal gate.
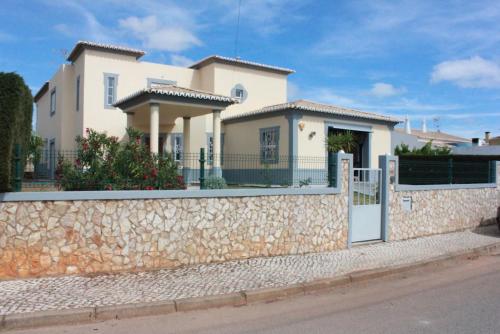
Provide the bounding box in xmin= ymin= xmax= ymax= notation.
xmin=351 ymin=168 xmax=382 ymax=243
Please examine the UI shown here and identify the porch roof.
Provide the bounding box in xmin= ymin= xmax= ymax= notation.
xmin=114 ymin=85 xmax=238 ymax=112
xmin=223 ymin=99 xmax=402 ymax=124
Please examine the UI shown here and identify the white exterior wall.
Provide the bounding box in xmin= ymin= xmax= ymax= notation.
xmin=36 ymin=64 xmax=75 ymax=150
xmin=223 ymin=116 xmax=289 ymax=159
xmin=36 ymin=48 xmax=289 ymax=153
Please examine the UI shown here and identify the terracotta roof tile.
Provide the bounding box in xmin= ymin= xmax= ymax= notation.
xmin=223 ymin=99 xmax=401 ymax=123
xmin=67 ymin=41 xmax=146 ymax=62
xmin=190 ymin=55 xmax=294 ymax=75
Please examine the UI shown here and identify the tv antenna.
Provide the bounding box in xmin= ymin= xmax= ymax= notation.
xmin=234 ymin=0 xmax=242 ymax=59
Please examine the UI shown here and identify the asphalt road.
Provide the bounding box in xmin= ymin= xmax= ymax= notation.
xmin=11 ymin=251 xmax=500 ymax=334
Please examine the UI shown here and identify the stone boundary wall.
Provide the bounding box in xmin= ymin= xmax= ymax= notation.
xmin=0 ymin=161 xmax=350 ymax=279
xmin=387 ymin=159 xmax=500 ymax=241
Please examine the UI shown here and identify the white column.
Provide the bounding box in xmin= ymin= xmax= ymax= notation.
xmin=150 ymin=103 xmax=159 ymax=154
xmin=182 ymin=117 xmax=191 ymax=182
xmin=183 ymin=117 xmax=191 ymax=156
xmin=212 ymin=109 xmax=222 ymax=176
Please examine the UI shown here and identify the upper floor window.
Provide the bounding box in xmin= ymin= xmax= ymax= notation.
xmin=104 ymin=73 xmax=118 ymax=108
xmin=260 ymin=127 xmax=280 ymax=164
xmin=231 ymin=84 xmax=247 ymax=102
xmin=50 ymin=88 xmax=56 ymax=116
xmin=76 ymin=75 xmax=80 ymax=111
xmin=147 ymin=78 xmax=177 ymax=89
xmin=235 ymin=88 xmax=244 ymax=99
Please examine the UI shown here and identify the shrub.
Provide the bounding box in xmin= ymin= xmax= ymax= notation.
xmin=326 ymin=131 xmax=356 ymax=153
xmin=204 ymin=176 xmax=227 ymax=189
xmin=57 ymin=128 xmax=185 ymax=191
xmin=394 ymin=141 xmax=451 ymax=156
xmin=0 ymin=72 xmax=32 ymax=191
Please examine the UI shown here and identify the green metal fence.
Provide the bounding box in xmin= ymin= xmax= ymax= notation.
xmin=19 ymin=149 xmax=336 ymax=191
xmin=398 ymin=156 xmax=497 ymax=185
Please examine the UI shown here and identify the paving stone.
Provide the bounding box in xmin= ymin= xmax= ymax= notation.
xmin=0 ymin=226 xmax=498 ymax=316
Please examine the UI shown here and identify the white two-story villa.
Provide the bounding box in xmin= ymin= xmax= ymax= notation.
xmin=35 ymin=41 xmax=399 ymax=184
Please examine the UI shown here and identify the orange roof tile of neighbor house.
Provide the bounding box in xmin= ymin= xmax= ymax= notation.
xmin=190 ymin=55 xmax=295 ymax=75
xmin=66 ymin=41 xmax=146 ymax=62
xmin=223 ymin=99 xmax=401 ymax=124
xmin=114 ymin=85 xmax=238 ymax=108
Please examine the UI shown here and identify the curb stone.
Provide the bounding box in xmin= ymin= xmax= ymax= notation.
xmin=175 ymin=292 xmax=246 ymax=312
xmin=1 ymin=242 xmax=499 ymax=332
xmin=244 ymin=283 xmax=305 ymax=304
xmin=95 ymin=301 xmax=176 ymax=321
xmin=2 ymin=307 xmax=95 ymax=331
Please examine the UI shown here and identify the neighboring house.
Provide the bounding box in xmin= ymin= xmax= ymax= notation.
xmin=35 ymin=41 xmax=399 ymax=183
xmin=484 ymin=132 xmax=500 ymax=146
xmin=391 ymin=118 xmax=470 ymax=152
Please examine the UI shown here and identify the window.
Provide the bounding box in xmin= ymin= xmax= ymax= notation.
xmin=207 ymin=135 xmax=214 ymax=162
xmin=235 ymin=88 xmax=244 ymax=100
xmin=172 ymin=134 xmax=183 ymax=161
xmin=231 ymin=84 xmax=247 ymax=102
xmin=104 ymin=73 xmax=118 ymax=107
xmin=147 ymin=78 xmax=177 ymax=89
xmin=50 ymin=88 xmax=56 ymax=116
xmin=76 ymin=76 xmax=80 ymax=111
xmin=260 ymin=127 xmax=279 ymax=163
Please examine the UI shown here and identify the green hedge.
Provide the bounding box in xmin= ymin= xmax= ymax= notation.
xmin=0 ymin=72 xmax=33 ymax=192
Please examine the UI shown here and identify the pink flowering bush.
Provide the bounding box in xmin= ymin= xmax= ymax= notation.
xmin=57 ymin=128 xmax=185 ymax=191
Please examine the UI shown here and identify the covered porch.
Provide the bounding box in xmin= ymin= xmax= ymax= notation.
xmin=114 ymin=85 xmax=237 ymax=182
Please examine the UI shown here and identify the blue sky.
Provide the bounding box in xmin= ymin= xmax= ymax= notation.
xmin=1 ymin=0 xmax=500 ymax=138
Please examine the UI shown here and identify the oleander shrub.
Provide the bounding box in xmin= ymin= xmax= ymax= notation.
xmin=57 ymin=127 xmax=186 ymax=191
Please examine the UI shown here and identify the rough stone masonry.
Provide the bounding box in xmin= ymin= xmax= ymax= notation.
xmin=0 ymin=163 xmax=350 ymax=279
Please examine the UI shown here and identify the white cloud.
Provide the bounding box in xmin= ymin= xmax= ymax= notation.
xmin=47 ymin=1 xmax=113 ymax=42
xmin=170 ymin=54 xmax=194 ymax=67
xmin=369 ymin=82 xmax=406 ymax=97
xmin=431 ymin=56 xmax=500 ymax=88
xmin=118 ymin=15 xmax=202 ymax=52
xmin=314 ymin=0 xmax=500 ymax=58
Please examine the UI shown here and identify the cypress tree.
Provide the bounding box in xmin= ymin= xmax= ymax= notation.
xmin=0 ymin=72 xmax=33 ymax=191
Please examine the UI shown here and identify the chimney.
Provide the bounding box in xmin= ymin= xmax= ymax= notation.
xmin=472 ymin=138 xmax=479 ymax=146
xmin=485 ymin=131 xmax=491 ymax=143
xmin=405 ymin=116 xmax=411 ymax=134
xmin=422 ymin=117 xmax=427 ymax=133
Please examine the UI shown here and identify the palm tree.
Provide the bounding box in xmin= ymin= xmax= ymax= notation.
xmin=326 ymin=131 xmax=356 ymax=153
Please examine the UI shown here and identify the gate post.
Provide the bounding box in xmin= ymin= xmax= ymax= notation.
xmin=327 ymin=151 xmax=337 ymax=187
xmin=379 ymin=155 xmax=395 ymax=242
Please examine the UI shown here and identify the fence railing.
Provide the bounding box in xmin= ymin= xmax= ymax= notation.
xmin=19 ymin=149 xmax=337 ymax=191
xmin=398 ymin=156 xmax=497 ymax=185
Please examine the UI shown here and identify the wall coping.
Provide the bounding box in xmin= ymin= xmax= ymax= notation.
xmin=0 ymin=154 xmax=352 ymax=202
xmin=395 ymin=183 xmax=497 ymax=191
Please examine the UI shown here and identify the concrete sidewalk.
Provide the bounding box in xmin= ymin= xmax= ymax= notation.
xmin=1 ymin=226 xmax=499 ymax=329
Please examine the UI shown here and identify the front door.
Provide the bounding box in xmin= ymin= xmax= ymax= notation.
xmin=351 ymin=168 xmax=382 ymax=242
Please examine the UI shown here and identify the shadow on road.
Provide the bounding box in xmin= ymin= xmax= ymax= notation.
xmin=472 ymin=224 xmax=500 ymax=238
